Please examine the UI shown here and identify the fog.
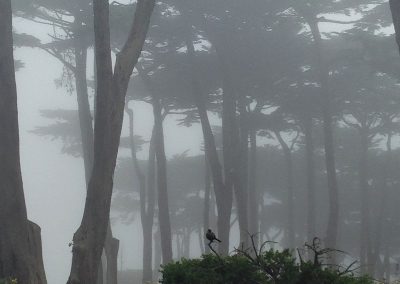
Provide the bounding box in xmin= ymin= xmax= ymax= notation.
xmin=2 ymin=0 xmax=400 ymax=283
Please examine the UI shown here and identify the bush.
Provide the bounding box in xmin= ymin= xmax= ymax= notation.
xmin=160 ymin=239 xmax=373 ymax=284
xmin=0 ymin=278 xmax=18 ymax=284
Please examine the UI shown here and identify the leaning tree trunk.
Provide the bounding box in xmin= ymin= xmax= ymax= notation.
xmin=184 ymin=31 xmax=232 ymax=254
xmin=0 ymin=1 xmax=47 ymax=283
xmin=74 ymin=30 xmax=119 ymax=284
xmin=66 ymin=0 xmax=155 ymax=283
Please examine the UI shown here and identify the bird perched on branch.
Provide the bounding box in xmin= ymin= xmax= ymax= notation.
xmin=206 ymin=229 xmax=221 ymax=245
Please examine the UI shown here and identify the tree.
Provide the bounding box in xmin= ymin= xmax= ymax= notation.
xmin=66 ymin=0 xmax=155 ymax=282
xmin=0 ymin=0 xmax=46 ymax=283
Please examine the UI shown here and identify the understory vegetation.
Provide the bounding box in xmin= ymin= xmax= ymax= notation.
xmin=160 ymin=238 xmax=373 ymax=284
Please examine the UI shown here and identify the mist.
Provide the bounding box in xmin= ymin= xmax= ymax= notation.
xmin=2 ymin=0 xmax=400 ymax=283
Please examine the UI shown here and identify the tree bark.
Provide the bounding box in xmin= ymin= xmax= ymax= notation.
xmin=67 ymin=0 xmax=155 ymax=282
xmin=0 ymin=1 xmax=47 ymax=282
xmin=104 ymin=233 xmax=119 ymax=284
xmin=27 ymin=221 xmax=47 ymax=283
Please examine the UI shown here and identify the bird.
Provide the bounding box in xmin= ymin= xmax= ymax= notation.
xmin=206 ymin=229 xmax=221 ymax=245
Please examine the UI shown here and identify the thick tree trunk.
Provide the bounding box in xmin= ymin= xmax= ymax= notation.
xmin=97 ymin=258 xmax=104 ymax=284
xmin=303 ymin=117 xmax=316 ymax=244
xmin=27 ymin=221 xmax=47 ymax=283
xmin=152 ymin=95 xmax=173 ymax=264
xmin=0 ymin=1 xmax=47 ymax=283
xmin=74 ymin=29 xmax=119 ymax=284
xmin=67 ymin=0 xmax=155 ymax=282
xmin=275 ymin=131 xmax=295 ymax=249
xmin=104 ymin=234 xmax=119 ymax=284
xmin=184 ymin=34 xmax=232 ymax=255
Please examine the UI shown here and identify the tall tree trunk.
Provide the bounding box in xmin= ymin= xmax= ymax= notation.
xmin=0 ymin=1 xmax=47 ymax=282
xmin=308 ymin=19 xmax=339 ymax=253
xmin=371 ymin=133 xmax=392 ymax=277
xmin=183 ymin=228 xmax=191 ymax=258
xmin=236 ymin=98 xmax=250 ymax=247
xmin=248 ymin=129 xmax=258 ymax=244
xmin=73 ymin=34 xmax=94 ymax=185
xmin=74 ymin=29 xmax=120 ymax=284
xmin=358 ymin=127 xmax=371 ymax=274
xmin=303 ymin=117 xmax=316 ymax=243
xmin=67 ymin=0 xmax=155 ymax=282
xmin=184 ymin=32 xmax=232 ymax=255
xmin=152 ymin=95 xmax=173 ymax=264
xmin=143 ymin=134 xmax=156 ymax=281
xmin=126 ymin=106 xmax=156 ymax=282
xmin=275 ymin=131 xmax=295 ymax=249
xmin=203 ymin=156 xmax=211 ymax=254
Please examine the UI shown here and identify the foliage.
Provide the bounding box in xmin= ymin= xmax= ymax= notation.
xmin=160 ymin=240 xmax=373 ymax=284
xmin=0 ymin=278 xmax=18 ymax=284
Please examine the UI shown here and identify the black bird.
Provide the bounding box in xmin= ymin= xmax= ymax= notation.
xmin=206 ymin=229 xmax=221 ymax=245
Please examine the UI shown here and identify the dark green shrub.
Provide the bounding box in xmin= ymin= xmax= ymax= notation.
xmin=160 ymin=243 xmax=373 ymax=284
xmin=160 ymin=254 xmax=268 ymax=284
